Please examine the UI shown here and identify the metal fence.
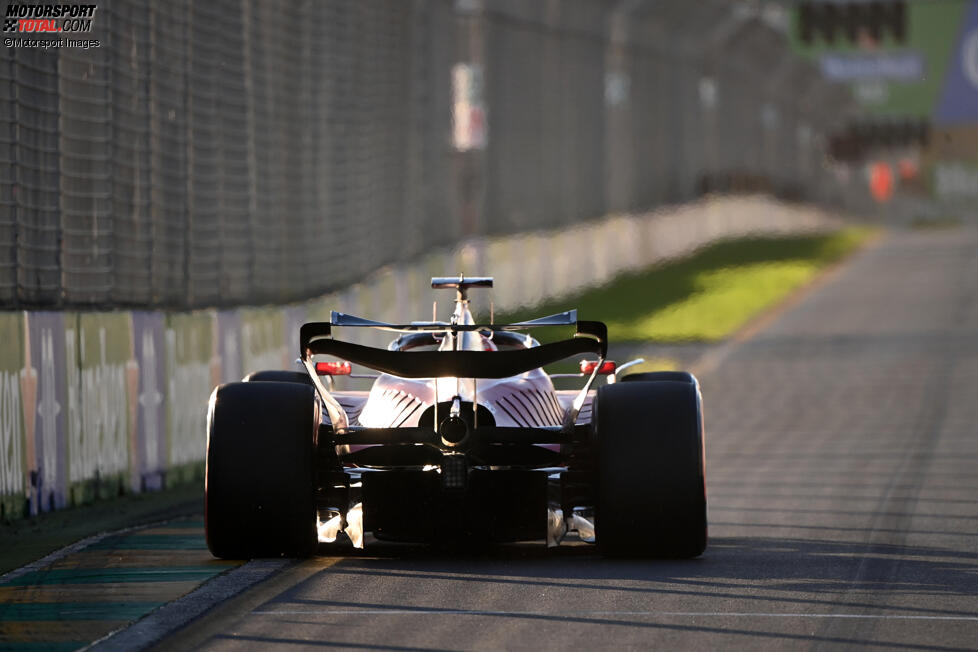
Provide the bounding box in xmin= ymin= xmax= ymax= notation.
xmin=0 ymin=0 xmax=854 ymax=310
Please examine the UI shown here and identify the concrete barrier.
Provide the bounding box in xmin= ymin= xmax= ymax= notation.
xmin=0 ymin=196 xmax=841 ymax=519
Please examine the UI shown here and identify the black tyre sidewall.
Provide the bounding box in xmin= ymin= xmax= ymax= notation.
xmin=620 ymin=371 xmax=696 ymax=384
xmin=206 ymin=381 xmax=320 ymax=559
xmin=243 ymin=370 xmax=313 ymax=385
xmin=594 ymin=380 xmax=707 ymax=558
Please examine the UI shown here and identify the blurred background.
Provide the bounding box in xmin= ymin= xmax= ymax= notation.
xmin=2 ymin=0 xmax=972 ymax=311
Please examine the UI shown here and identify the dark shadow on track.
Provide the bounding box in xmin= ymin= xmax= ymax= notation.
xmin=307 ymin=536 xmax=978 ymax=617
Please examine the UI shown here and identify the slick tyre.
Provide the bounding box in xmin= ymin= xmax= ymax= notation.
xmin=206 ymin=381 xmax=320 ymax=559
xmin=593 ymin=380 xmax=707 ymax=558
xmin=620 ymin=371 xmax=696 ymax=384
xmin=243 ymin=370 xmax=313 ymax=385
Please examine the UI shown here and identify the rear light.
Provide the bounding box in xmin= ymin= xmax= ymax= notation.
xmin=580 ymin=360 xmax=616 ymax=375
xmin=440 ymin=453 xmax=468 ymax=490
xmin=315 ymin=361 xmax=351 ymax=376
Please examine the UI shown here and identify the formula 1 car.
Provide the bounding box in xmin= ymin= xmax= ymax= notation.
xmin=205 ymin=276 xmax=706 ymax=558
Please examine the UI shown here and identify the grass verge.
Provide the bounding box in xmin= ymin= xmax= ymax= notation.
xmin=497 ymin=227 xmax=876 ymax=343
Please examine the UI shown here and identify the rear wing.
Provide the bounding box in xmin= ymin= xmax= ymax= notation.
xmin=299 ymin=318 xmax=607 ymax=379
xmin=328 ymin=309 xmax=580 ymax=332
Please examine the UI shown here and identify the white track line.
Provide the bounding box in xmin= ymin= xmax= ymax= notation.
xmin=251 ymin=609 xmax=978 ymax=622
xmin=0 ymin=528 xmax=133 ymax=583
xmin=84 ymin=559 xmax=293 ymax=651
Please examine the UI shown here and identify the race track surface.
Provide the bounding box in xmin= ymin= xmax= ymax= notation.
xmin=161 ymin=227 xmax=978 ymax=651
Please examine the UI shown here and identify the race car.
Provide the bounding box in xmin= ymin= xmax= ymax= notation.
xmin=205 ymin=276 xmax=707 ymax=558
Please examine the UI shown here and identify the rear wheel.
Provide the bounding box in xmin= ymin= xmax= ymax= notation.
xmin=206 ymin=381 xmax=320 ymax=559
xmin=593 ymin=380 xmax=706 ymax=558
xmin=621 ymin=371 xmax=695 ymax=384
xmin=243 ymin=370 xmax=313 ymax=385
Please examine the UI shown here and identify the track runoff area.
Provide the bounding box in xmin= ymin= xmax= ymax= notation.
xmin=4 ymin=225 xmax=978 ymax=650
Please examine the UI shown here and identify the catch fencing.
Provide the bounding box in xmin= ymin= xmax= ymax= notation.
xmin=0 ymin=0 xmax=854 ymax=310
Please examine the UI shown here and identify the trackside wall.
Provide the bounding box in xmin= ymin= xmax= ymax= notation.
xmin=0 ymin=196 xmax=839 ymax=519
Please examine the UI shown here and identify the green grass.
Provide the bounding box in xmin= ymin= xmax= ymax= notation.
xmin=496 ymin=227 xmax=876 ymax=343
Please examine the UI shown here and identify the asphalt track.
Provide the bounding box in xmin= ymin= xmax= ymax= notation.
xmin=128 ymin=227 xmax=978 ymax=649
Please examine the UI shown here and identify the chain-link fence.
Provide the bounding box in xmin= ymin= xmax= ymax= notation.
xmin=0 ymin=0 xmax=853 ymax=310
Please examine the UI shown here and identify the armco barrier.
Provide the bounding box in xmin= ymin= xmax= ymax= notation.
xmin=0 ymin=197 xmax=840 ymax=520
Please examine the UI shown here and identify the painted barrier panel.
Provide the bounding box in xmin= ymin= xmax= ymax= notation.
xmin=69 ymin=313 xmax=133 ymax=504
xmin=0 ymin=313 xmax=26 ymax=520
xmin=26 ymin=312 xmax=67 ymax=513
xmin=239 ymin=308 xmax=287 ymax=376
xmin=306 ymin=293 xmax=339 ymax=325
xmin=132 ymin=313 xmax=166 ymax=493
xmin=164 ymin=312 xmax=214 ymax=484
xmin=216 ymin=311 xmax=244 ymax=386
xmin=284 ymin=306 xmax=308 ymax=366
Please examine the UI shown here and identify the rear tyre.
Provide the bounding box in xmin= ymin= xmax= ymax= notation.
xmin=243 ymin=370 xmax=313 ymax=385
xmin=621 ymin=371 xmax=695 ymax=384
xmin=206 ymin=381 xmax=320 ymax=559
xmin=593 ymin=380 xmax=706 ymax=558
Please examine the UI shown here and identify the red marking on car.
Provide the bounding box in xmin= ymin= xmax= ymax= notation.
xmin=316 ymin=361 xmax=351 ymax=376
xmin=580 ymin=360 xmax=616 ymax=375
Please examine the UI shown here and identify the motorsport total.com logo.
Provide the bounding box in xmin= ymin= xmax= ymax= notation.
xmin=4 ymin=3 xmax=95 ymax=32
